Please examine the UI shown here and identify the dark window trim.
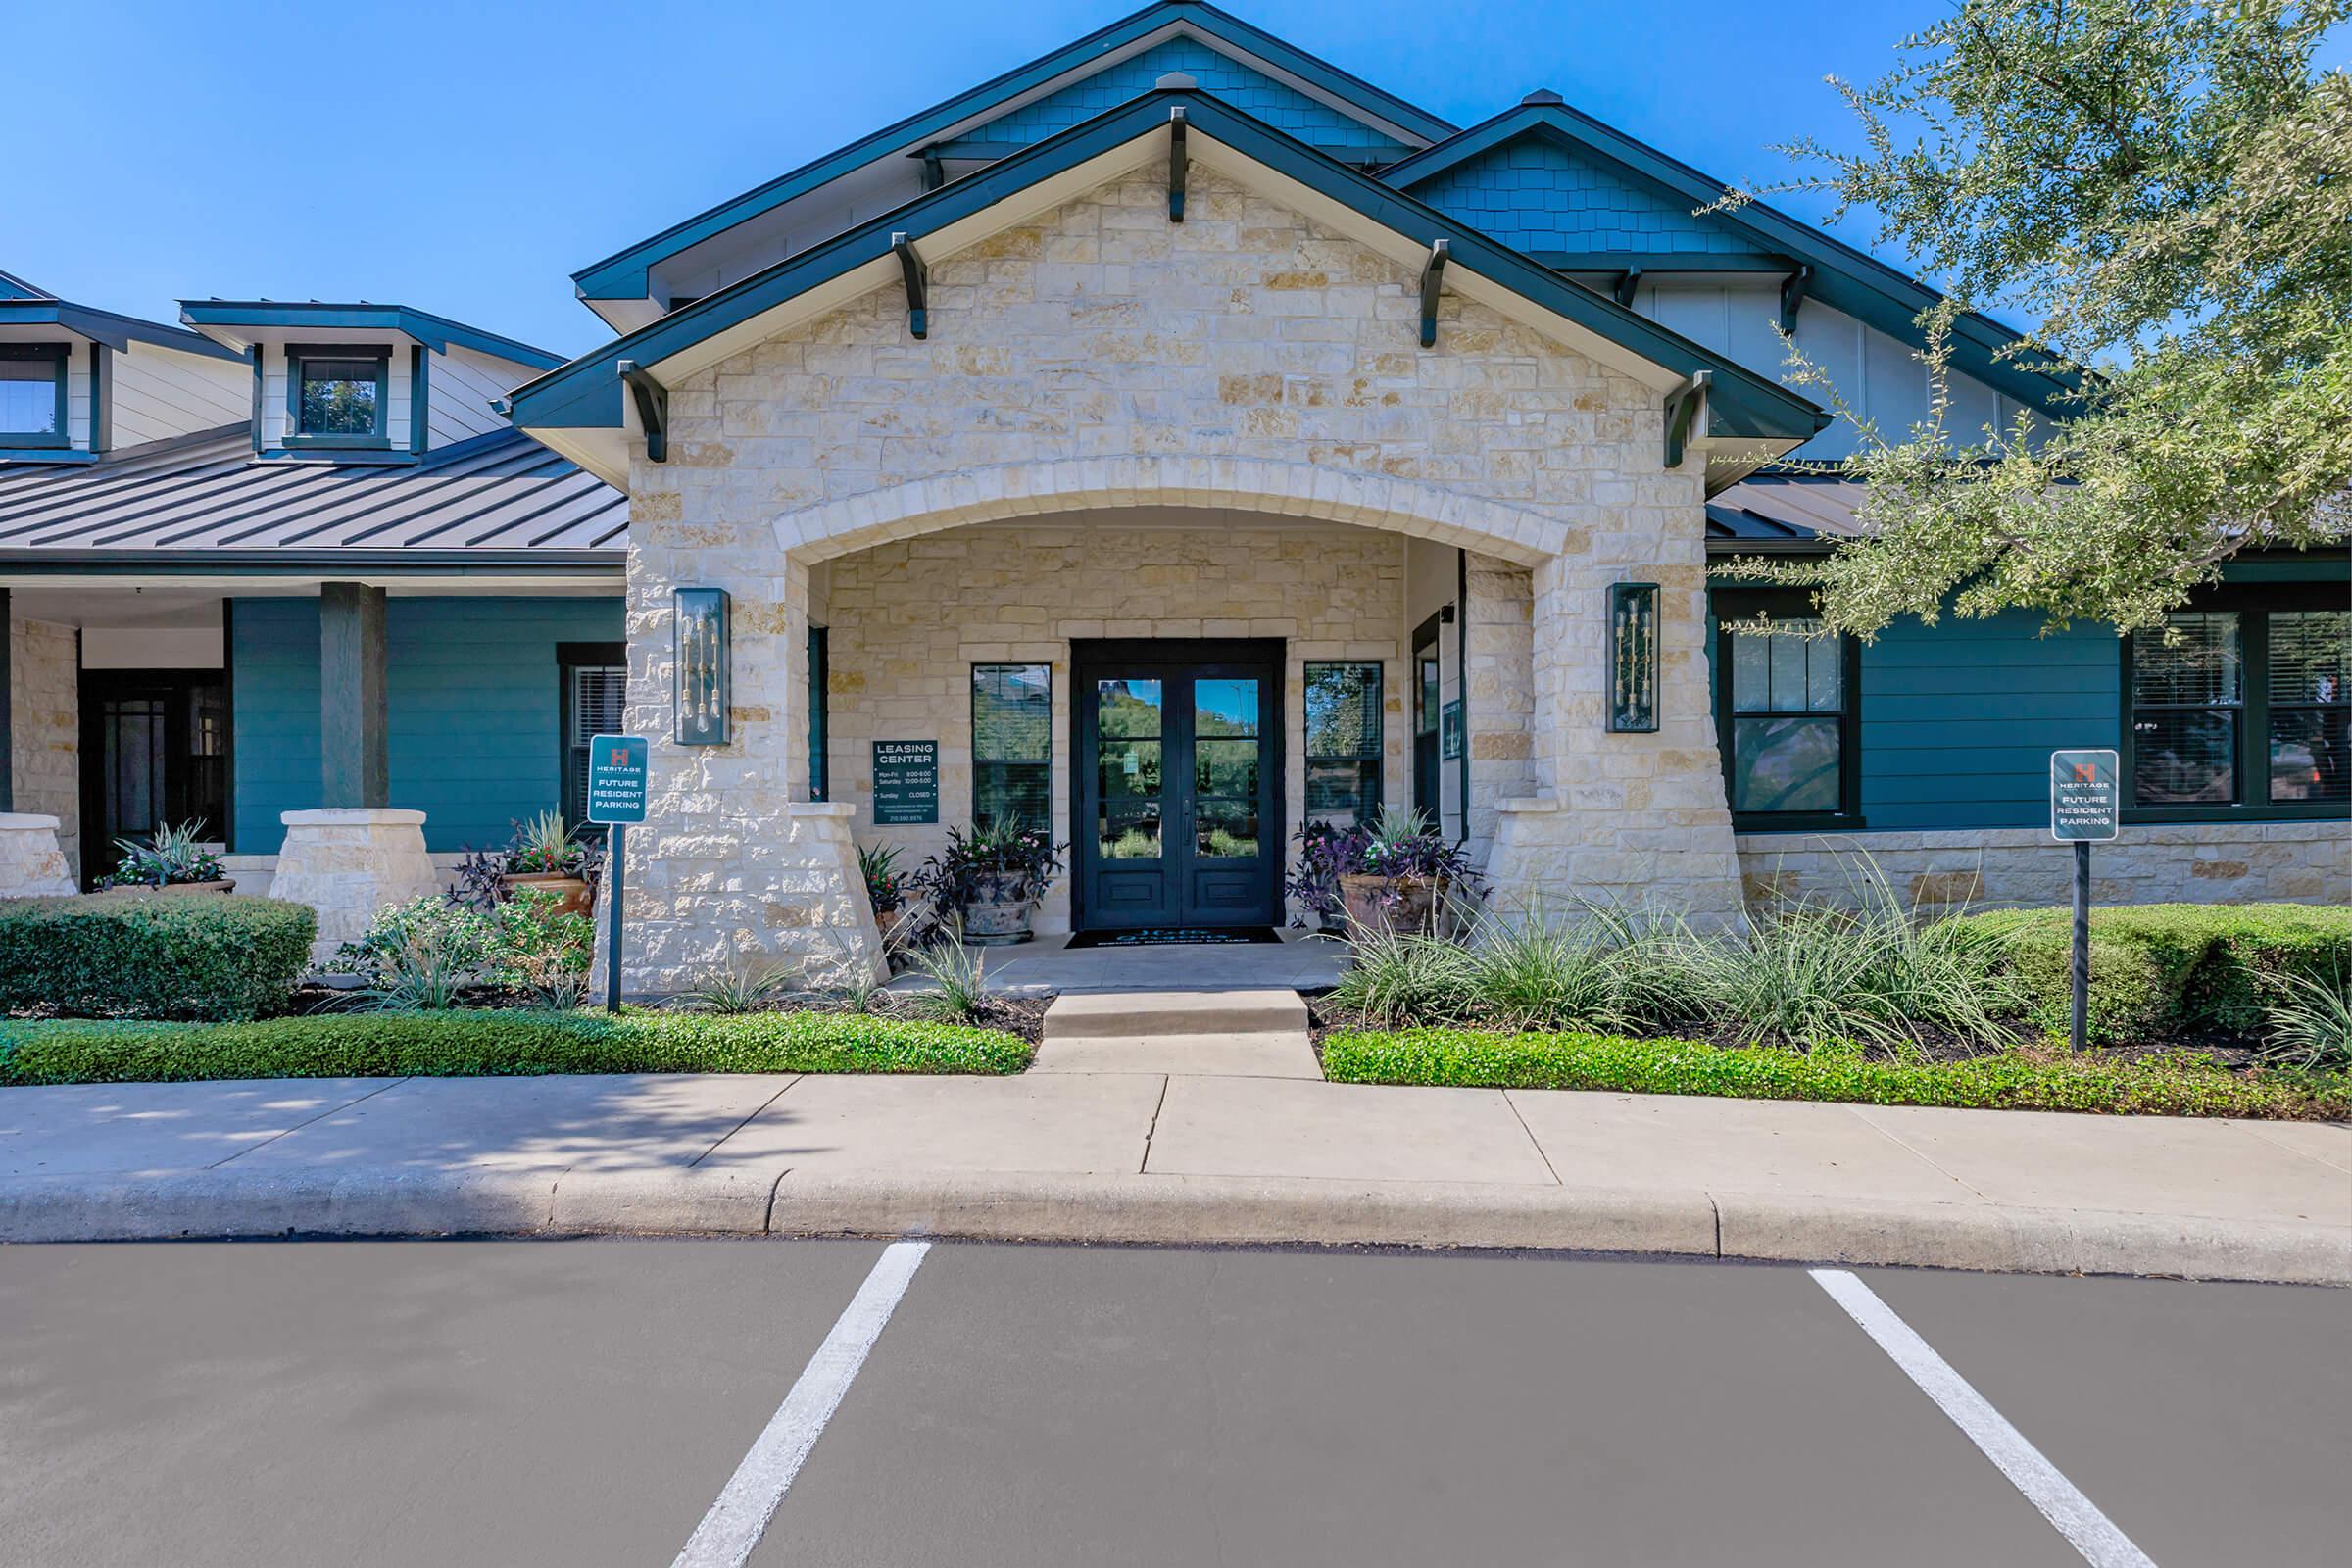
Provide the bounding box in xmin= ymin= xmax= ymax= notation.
xmin=808 ymin=625 xmax=829 ymax=803
xmin=558 ymin=641 xmax=626 ymax=830
xmin=0 ymin=342 xmax=71 ymax=450
xmin=283 ymin=343 xmax=392 ymax=447
xmin=970 ymin=660 xmax=1053 ymax=830
xmin=2121 ymin=582 xmax=2347 ymax=824
xmin=1712 ymin=586 xmax=1864 ymax=832
xmin=1304 ymin=658 xmax=1385 ymax=825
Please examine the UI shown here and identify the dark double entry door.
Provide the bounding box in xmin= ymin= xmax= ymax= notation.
xmin=1073 ymin=640 xmax=1284 ymax=931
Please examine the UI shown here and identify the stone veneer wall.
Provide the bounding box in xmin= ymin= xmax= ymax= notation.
xmin=1738 ymin=823 xmax=2352 ymax=912
xmin=819 ymin=517 xmax=1409 ymax=931
xmin=615 ymin=161 xmax=1742 ymax=988
xmin=10 ymin=616 xmax=79 ymax=881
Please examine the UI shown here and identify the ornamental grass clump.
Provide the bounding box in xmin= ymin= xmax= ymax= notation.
xmin=1663 ymin=860 xmax=2020 ymax=1050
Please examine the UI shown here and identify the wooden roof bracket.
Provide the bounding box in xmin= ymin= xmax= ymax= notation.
xmin=1664 ymin=369 xmax=1711 ymax=469
xmin=1419 ymin=237 xmax=1450 ymax=348
xmin=1168 ymin=107 xmax=1189 ymax=221
xmin=891 ymin=231 xmax=929 ymax=340
xmin=616 ymin=359 xmax=668 ymax=464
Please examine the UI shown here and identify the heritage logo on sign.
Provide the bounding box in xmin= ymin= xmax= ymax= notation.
xmin=872 ymin=740 xmax=940 ymax=825
xmin=587 ymin=734 xmax=649 ymax=825
xmin=2049 ymin=749 xmax=2120 ymax=842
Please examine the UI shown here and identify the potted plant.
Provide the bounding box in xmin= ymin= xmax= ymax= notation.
xmin=100 ymin=819 xmax=233 ymax=894
xmin=858 ymin=841 xmax=909 ymax=920
xmin=1282 ymin=819 xmax=1362 ymax=934
xmin=495 ymin=810 xmax=593 ymax=918
xmin=1333 ymin=807 xmax=1485 ymax=936
xmin=912 ymin=816 xmax=1065 ymax=946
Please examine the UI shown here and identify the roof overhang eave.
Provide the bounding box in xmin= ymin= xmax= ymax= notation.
xmin=514 ymin=93 xmax=1821 ymax=488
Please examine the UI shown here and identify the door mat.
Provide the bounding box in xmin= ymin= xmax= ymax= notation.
xmin=1064 ymin=926 xmax=1284 ymax=949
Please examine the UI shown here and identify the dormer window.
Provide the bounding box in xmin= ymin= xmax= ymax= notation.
xmin=0 ymin=344 xmax=68 ymax=449
xmin=288 ymin=347 xmax=388 ymax=445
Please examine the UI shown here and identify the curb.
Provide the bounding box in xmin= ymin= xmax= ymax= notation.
xmin=2 ymin=1168 xmax=2342 ymax=1284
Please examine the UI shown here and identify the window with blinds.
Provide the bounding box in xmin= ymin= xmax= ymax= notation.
xmin=2265 ymin=611 xmax=2348 ymax=805
xmin=971 ymin=662 xmax=1052 ymax=830
xmin=562 ymin=655 xmax=627 ymax=827
xmin=2131 ymin=612 xmax=2241 ymax=805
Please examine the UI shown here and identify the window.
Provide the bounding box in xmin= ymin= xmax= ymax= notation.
xmin=807 ymin=626 xmax=829 ymax=803
xmin=559 ymin=644 xmax=627 ymax=829
xmin=288 ymin=348 xmax=388 ymax=442
xmin=2126 ymin=597 xmax=2348 ymax=816
xmin=1714 ymin=592 xmax=1860 ymax=827
xmin=1304 ymin=661 xmax=1382 ymax=826
xmin=972 ymin=662 xmax=1051 ymax=830
xmin=2129 ymin=612 xmax=2239 ymax=805
xmin=0 ymin=344 xmax=68 ymax=448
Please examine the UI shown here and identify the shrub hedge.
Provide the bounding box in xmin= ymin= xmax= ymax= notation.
xmin=0 ymin=1006 xmax=1031 ymax=1085
xmin=1949 ymin=903 xmax=2352 ymax=1045
xmin=1321 ymin=1028 xmax=2351 ymax=1120
xmin=0 ymin=893 xmax=317 ymax=1022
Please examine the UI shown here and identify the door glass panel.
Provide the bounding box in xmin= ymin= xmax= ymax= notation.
xmin=103 ymin=698 xmax=168 ymax=852
xmin=1193 ymin=677 xmax=1260 ymax=859
xmin=1097 ymin=678 xmax=1164 ymax=859
xmin=1197 ymin=798 xmax=1259 ymax=859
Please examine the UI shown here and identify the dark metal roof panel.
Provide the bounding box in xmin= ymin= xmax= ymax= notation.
xmin=0 ymin=426 xmax=627 ymax=556
xmin=1704 ymin=472 xmax=1870 ymax=544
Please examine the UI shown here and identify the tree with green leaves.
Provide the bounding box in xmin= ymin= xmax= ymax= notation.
xmin=1719 ymin=0 xmax=2350 ymax=637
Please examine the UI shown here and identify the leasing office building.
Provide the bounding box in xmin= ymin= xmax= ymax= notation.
xmin=2 ymin=2 xmax=2344 ymax=989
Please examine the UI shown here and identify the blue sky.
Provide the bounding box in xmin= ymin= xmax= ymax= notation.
xmin=4 ymin=0 xmax=1975 ymax=358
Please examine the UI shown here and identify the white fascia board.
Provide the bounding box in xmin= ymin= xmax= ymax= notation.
xmin=528 ymin=424 xmax=633 ymax=491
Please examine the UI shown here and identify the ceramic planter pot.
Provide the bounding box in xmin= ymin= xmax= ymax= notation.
xmin=499 ymin=871 xmax=592 ymax=918
xmin=146 ymin=878 xmax=237 ymax=897
xmin=957 ymin=870 xmax=1037 ymax=946
xmin=1337 ymin=872 xmax=1450 ymax=936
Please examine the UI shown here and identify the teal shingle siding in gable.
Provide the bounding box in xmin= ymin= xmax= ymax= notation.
xmin=1410 ymin=136 xmax=1768 ymax=258
xmin=232 ymin=596 xmax=625 ymax=856
xmin=943 ymin=37 xmax=1411 ymax=159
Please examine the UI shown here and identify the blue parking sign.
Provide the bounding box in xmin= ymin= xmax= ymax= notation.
xmin=587 ymin=735 xmax=648 ymax=825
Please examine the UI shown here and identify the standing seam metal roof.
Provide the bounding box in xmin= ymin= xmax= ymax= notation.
xmin=0 ymin=426 xmax=627 ymax=555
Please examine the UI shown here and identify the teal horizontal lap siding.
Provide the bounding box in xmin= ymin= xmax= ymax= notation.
xmin=1409 ymin=135 xmax=1768 ymax=258
xmin=1859 ymin=612 xmax=2119 ymax=829
xmin=939 ymin=37 xmax=1411 ymax=159
xmin=231 ymin=596 xmax=624 ymax=855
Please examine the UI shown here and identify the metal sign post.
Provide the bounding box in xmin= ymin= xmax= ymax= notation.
xmin=2049 ymin=749 xmax=2121 ymax=1051
xmin=586 ymin=735 xmax=649 ymax=1014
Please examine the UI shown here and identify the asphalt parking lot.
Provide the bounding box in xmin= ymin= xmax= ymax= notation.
xmin=1 ymin=1239 xmax=2343 ymax=1567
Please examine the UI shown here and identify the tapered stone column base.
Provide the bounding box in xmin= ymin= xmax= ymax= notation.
xmin=272 ymin=808 xmax=440 ymax=966
xmin=0 ymin=813 xmax=76 ymax=898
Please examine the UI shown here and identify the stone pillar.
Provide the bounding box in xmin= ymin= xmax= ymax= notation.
xmin=0 ymin=813 xmax=76 ymax=898
xmin=270 ymin=808 xmax=439 ymax=966
xmin=319 ymin=582 xmax=389 ymax=808
xmin=1483 ymin=550 xmax=1746 ymax=928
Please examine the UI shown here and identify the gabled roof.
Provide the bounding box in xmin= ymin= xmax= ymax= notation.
xmin=0 ymin=276 xmax=243 ymax=360
xmin=568 ymin=0 xmax=1454 ymax=309
xmin=175 ymin=300 xmax=565 ymax=368
xmin=513 ymin=86 xmax=1826 ymax=488
xmin=0 ymin=424 xmax=623 ymax=573
xmin=1384 ymin=99 xmax=2077 ymax=413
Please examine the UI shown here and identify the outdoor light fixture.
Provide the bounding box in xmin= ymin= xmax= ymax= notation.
xmin=1606 ymin=581 xmax=1659 ymax=733
xmin=674 ymin=587 xmax=731 ymax=745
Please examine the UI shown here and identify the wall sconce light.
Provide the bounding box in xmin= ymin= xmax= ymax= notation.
xmin=674 ymin=587 xmax=731 ymax=745
xmin=1606 ymin=581 xmax=1659 ymax=733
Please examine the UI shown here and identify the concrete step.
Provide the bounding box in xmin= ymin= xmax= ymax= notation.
xmin=1030 ymin=1030 xmax=1323 ymax=1079
xmin=1043 ymin=989 xmax=1309 ymax=1042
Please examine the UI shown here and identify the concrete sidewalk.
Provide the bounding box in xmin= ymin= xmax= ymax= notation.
xmin=1 ymin=1070 xmax=2344 ymax=1283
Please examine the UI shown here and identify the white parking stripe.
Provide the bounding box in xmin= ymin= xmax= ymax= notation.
xmin=673 ymin=1241 xmax=932 ymax=1568
xmin=1809 ymin=1269 xmax=2157 ymax=1568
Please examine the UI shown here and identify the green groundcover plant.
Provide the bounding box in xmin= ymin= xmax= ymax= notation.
xmin=0 ymin=1007 xmax=1031 ymax=1086
xmin=1322 ymin=1028 xmax=2349 ymax=1121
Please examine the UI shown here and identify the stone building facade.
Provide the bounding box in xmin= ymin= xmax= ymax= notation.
xmin=602 ymin=163 xmax=1753 ymax=990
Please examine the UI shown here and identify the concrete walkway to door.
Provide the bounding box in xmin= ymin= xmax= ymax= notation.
xmin=884 ymin=930 xmax=1350 ymax=995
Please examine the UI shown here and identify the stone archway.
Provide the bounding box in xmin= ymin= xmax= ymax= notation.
xmin=773 ymin=456 xmax=1568 ymax=567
